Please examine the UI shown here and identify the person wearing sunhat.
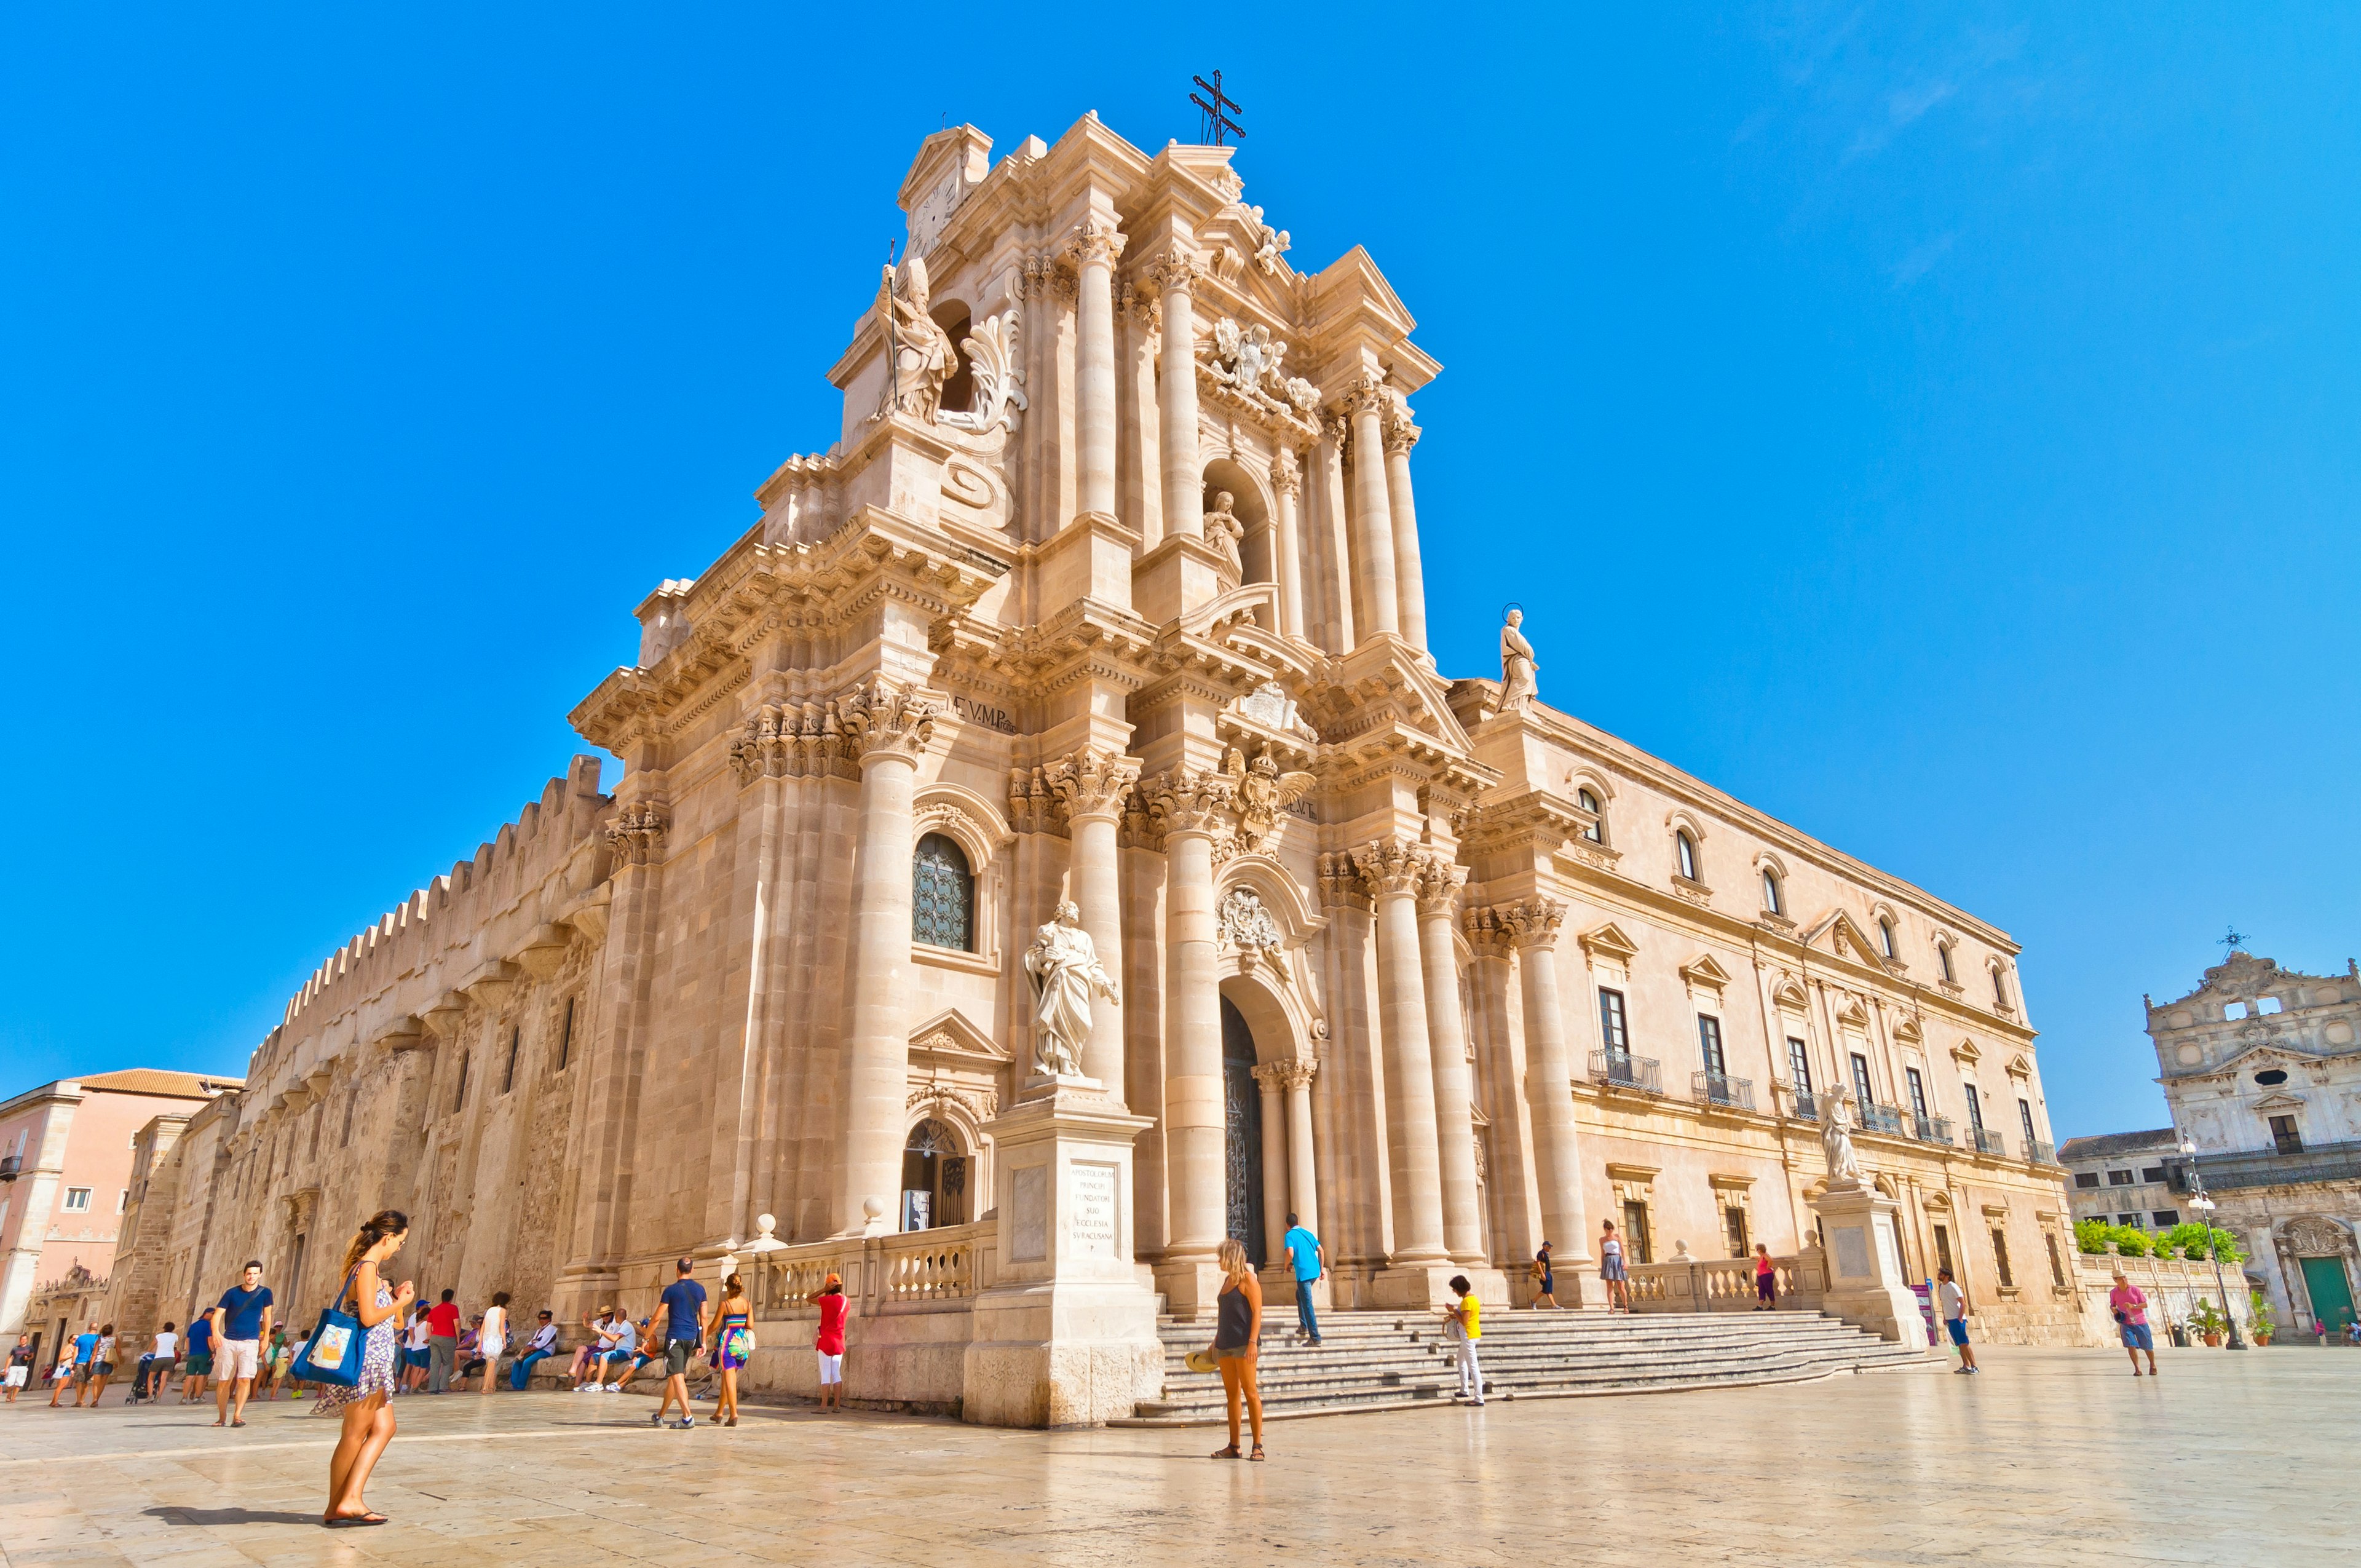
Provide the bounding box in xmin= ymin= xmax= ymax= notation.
xmin=805 ymin=1273 xmax=849 ymax=1411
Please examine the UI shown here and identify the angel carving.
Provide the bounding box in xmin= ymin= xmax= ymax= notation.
xmin=1224 ymin=745 xmax=1315 ymax=852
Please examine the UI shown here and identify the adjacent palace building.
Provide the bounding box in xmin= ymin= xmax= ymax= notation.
xmin=103 ymin=116 xmax=2079 ymax=1419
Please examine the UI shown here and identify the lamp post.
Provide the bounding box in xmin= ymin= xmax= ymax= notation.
xmin=2180 ymin=1139 xmax=2245 ymax=1350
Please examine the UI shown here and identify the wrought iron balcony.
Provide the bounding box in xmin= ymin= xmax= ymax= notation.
xmin=0 ymin=1154 xmax=18 ymax=1184
xmin=2026 ymin=1139 xmax=2057 ymax=1166
xmin=1912 ymin=1113 xmax=1954 ymax=1146
xmin=1590 ymin=1050 xmax=1662 ymax=1095
xmin=1790 ymin=1087 xmax=1822 ymax=1122
xmin=1693 ymin=1071 xmax=1755 ymax=1111
xmin=2170 ymin=1140 xmax=2361 ymax=1192
xmin=1972 ymin=1127 xmax=2007 ymax=1157
xmin=1858 ymin=1101 xmax=1907 ymax=1136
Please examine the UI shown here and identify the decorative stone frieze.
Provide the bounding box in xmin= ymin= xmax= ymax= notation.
xmin=1044 ymin=747 xmax=1141 ymax=826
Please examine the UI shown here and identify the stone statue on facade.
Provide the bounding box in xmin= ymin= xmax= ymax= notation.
xmin=1499 ymin=608 xmax=1539 ymax=712
xmin=875 ymin=255 xmax=957 ymax=422
xmin=1821 ymin=1085 xmax=1867 ymax=1191
xmin=1222 ymin=744 xmax=1315 ymax=853
xmin=1204 ymin=491 xmax=1246 ymax=575
xmin=1024 ymin=900 xmax=1117 ymax=1080
xmin=1211 ymin=317 xmax=1287 ymax=400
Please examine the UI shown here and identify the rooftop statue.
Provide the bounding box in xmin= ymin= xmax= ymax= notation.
xmin=1499 ymin=608 xmax=1538 ymax=712
xmin=876 ymin=256 xmax=956 ymax=422
xmin=1024 ymin=900 xmax=1117 ymax=1080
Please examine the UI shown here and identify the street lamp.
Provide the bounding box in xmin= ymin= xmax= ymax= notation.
xmin=2180 ymin=1138 xmax=2245 ymax=1350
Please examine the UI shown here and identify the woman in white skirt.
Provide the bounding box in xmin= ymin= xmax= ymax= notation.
xmin=478 ymin=1293 xmax=509 ymax=1394
xmin=1599 ymin=1219 xmax=1632 ymax=1312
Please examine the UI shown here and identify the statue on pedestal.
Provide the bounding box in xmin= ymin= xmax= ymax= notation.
xmin=1024 ymin=900 xmax=1117 ymax=1079
xmin=1499 ymin=607 xmax=1539 ymax=712
xmin=875 ymin=256 xmax=956 ymax=422
xmin=1821 ymin=1086 xmax=1867 ymax=1190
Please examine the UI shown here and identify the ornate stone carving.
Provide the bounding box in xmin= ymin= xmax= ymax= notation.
xmin=1414 ymin=857 xmax=1468 ymax=918
xmin=1500 ymin=897 xmax=1567 ymax=951
xmin=1225 ymin=680 xmax=1319 ymax=742
xmin=1316 ymin=852 xmax=1368 ymax=911
xmin=1044 ymin=747 xmax=1141 ymax=825
xmin=839 ymin=683 xmax=939 ymax=763
xmin=1023 ymin=900 xmax=1117 ymax=1079
xmin=1282 ymin=377 xmax=1321 ymax=417
xmin=1343 ymin=371 xmax=1393 ymax=421
xmin=938 ymin=308 xmax=1026 ymax=435
xmin=1063 ymin=215 xmax=1126 ymax=270
xmin=2285 ymin=1216 xmax=2349 ymax=1257
xmin=1219 ymin=887 xmax=1284 ymax=954
xmin=1272 ymin=445 xmax=1302 ymax=498
xmin=1499 ymin=608 xmax=1539 ymax=713
xmin=907 ymin=1082 xmax=998 ymax=1123
xmin=874 ymin=256 xmax=957 ymax=422
xmin=1462 ymin=905 xmax=1519 ymax=960
xmin=728 ymin=699 xmax=854 ymax=783
xmin=1147 ymin=245 xmax=1203 ymax=296
xmin=1349 ymin=837 xmax=1428 ymax=898
xmin=1245 ymin=204 xmax=1291 ymax=272
xmin=1203 ymin=490 xmax=1246 ymax=576
xmin=1383 ymin=401 xmax=1421 ymax=457
xmin=1209 ymin=317 xmax=1288 ymax=400
xmin=1220 ymin=745 xmax=1315 ymax=852
xmin=606 ymin=800 xmax=668 ymax=866
xmin=1142 ymin=768 xmax=1236 ymax=838
xmin=1007 ymin=766 xmax=1058 ymax=836
xmin=1820 ymin=1085 xmax=1867 ymax=1191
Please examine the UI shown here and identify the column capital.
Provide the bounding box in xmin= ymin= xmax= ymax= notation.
xmin=1349 ymin=836 xmax=1423 ymax=898
xmin=1272 ymin=443 xmax=1303 ymax=497
xmin=1501 ymin=897 xmax=1568 ymax=951
xmin=1343 ymin=370 xmax=1392 ymax=421
xmin=1414 ymin=858 xmax=1467 ymax=919
xmin=606 ymin=799 xmax=669 ymax=866
xmin=1146 ymin=244 xmax=1204 ymax=296
xmin=1142 ymin=767 xmax=1236 ymax=839
xmin=1045 ymin=746 xmax=1141 ymax=825
xmin=1461 ymin=904 xmax=1519 ymax=961
xmin=1383 ymin=416 xmax=1421 ymax=459
xmin=840 ymin=683 xmax=939 ymax=766
xmin=1064 ymin=215 xmax=1128 ymax=269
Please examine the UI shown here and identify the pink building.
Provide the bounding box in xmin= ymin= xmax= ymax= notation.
xmin=1 ymin=1069 xmax=239 ymax=1358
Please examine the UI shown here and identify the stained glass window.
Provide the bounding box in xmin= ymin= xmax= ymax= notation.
xmin=912 ymin=832 xmax=975 ymax=951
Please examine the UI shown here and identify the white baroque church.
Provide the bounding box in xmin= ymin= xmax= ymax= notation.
xmin=107 ymin=115 xmax=2081 ymax=1424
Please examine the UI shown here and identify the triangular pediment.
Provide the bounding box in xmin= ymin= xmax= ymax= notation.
xmin=2251 ymin=1090 xmax=2308 ymax=1112
xmin=1817 ymin=910 xmax=1897 ymax=972
xmin=2005 ymin=1053 xmax=2033 ymax=1080
xmin=1834 ymin=997 xmax=1872 ymax=1031
xmin=2205 ymin=1041 xmax=2314 ymax=1080
xmin=1951 ymin=1039 xmax=1983 ymax=1066
xmin=1680 ymin=953 xmax=1735 ymax=991
xmin=908 ymin=1008 xmax=1006 ymax=1064
xmin=1581 ymin=922 xmax=1639 ymax=961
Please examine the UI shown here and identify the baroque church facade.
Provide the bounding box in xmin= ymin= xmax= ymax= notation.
xmin=113 ymin=116 xmax=2085 ymax=1416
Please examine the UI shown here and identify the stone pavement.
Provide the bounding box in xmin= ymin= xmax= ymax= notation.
xmin=1 ymin=1345 xmax=2350 ymax=1567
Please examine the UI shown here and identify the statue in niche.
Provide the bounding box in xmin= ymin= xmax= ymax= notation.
xmin=1499 ymin=607 xmax=1539 ymax=712
xmin=1211 ymin=317 xmax=1287 ymax=400
xmin=874 ymin=255 xmax=956 ymax=422
xmin=1820 ymin=1085 xmax=1867 ymax=1191
xmin=1204 ymin=491 xmax=1246 ymax=575
xmin=1024 ymin=900 xmax=1117 ymax=1080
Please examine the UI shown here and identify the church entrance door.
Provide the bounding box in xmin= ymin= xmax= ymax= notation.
xmin=2301 ymin=1254 xmax=2355 ymax=1333
xmin=1220 ymin=997 xmax=1266 ymax=1263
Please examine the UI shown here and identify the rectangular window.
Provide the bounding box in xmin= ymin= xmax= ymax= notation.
xmin=2106 ymin=1168 xmax=2134 ymax=1186
xmin=2117 ymin=1212 xmax=2140 ymax=1227
xmin=556 ymin=997 xmax=576 ymax=1072
xmin=1964 ymin=1084 xmax=1985 ymax=1134
xmin=1932 ymin=1223 xmax=1955 ymax=1279
xmin=62 ymin=1187 xmax=92 ymax=1212
xmin=2046 ymin=1233 xmax=2067 ymax=1288
xmin=502 ymin=1027 xmax=521 ymax=1095
xmin=341 ymin=1096 xmax=356 ymax=1150
xmin=2138 ymin=1165 xmax=2165 ymax=1184
xmin=1621 ymin=1199 xmax=1653 ymax=1265
xmin=1994 ymin=968 xmax=2010 ymax=1007
xmin=2074 ymin=1172 xmax=2100 ymax=1189
xmin=1991 ymin=1227 xmax=2014 ymax=1289
xmin=1905 ymin=1067 xmax=1930 ymax=1121
xmin=1724 ymin=1206 xmax=1749 ymax=1259
xmin=1698 ymin=1015 xmax=1726 ymax=1075
xmin=453 ymin=1053 xmax=470 ymax=1113
xmin=2019 ymin=1099 xmax=2038 ymax=1149
xmin=116 ymin=1189 xmax=129 ymax=1214
xmin=1849 ymin=1053 xmax=1873 ymax=1107
xmin=2151 ymin=1210 xmax=2180 ymax=1227
xmin=2270 ymin=1115 xmax=2303 ymax=1155
xmin=1599 ymin=989 xmax=1629 ymax=1056
xmin=1787 ymin=1038 xmax=1812 ymax=1094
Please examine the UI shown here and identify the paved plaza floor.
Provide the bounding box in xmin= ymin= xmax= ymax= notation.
xmin=0 ymin=1345 xmax=2350 ymax=1566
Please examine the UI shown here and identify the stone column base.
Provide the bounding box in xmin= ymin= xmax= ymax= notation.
xmin=1153 ymin=1256 xmax=1228 ymax=1320
xmin=1807 ymin=1184 xmax=1932 ymax=1350
xmin=1368 ymin=1261 xmax=1509 ymax=1313
xmin=962 ymin=1279 xmax=1162 ymax=1428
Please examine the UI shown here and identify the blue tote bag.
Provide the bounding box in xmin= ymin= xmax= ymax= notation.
xmin=296 ymin=1264 xmax=368 ymax=1388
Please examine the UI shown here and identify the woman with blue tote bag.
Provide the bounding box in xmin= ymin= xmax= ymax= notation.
xmin=307 ymin=1210 xmax=413 ymax=1528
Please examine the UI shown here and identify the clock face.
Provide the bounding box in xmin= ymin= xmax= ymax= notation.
xmin=909 ymin=170 xmax=967 ymax=256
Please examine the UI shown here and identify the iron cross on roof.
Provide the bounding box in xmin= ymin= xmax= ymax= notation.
xmin=2220 ymin=925 xmax=2248 ymax=954
xmin=1192 ymin=72 xmax=1243 ymax=146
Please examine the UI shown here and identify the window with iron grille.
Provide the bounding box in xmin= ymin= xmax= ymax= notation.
xmin=912 ymin=833 xmax=976 ymax=951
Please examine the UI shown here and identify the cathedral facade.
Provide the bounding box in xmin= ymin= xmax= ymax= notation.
xmin=113 ymin=116 xmax=2084 ymax=1419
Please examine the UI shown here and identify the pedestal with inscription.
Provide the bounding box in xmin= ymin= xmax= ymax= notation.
xmin=1806 ymin=1183 xmax=1932 ymax=1350
xmin=961 ymin=1080 xmax=1163 ymax=1427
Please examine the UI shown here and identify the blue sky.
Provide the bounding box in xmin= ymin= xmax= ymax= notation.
xmin=5 ymin=7 xmax=2355 ymax=1139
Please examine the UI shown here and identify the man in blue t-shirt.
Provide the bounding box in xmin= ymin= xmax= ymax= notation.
xmin=182 ymin=1313 xmax=214 ymax=1403
xmin=651 ymin=1257 xmax=708 ymax=1430
xmin=207 ymin=1261 xmax=275 ymax=1427
xmin=1281 ymin=1213 xmax=1326 ymax=1347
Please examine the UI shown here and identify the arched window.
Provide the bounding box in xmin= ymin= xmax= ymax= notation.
xmin=1993 ymin=965 xmax=2011 ymax=1008
xmin=1938 ymin=942 xmax=1956 ymax=984
xmin=912 ymin=833 xmax=975 ymax=951
xmin=1762 ymin=868 xmax=1784 ymax=917
xmin=1877 ymin=917 xmax=1897 ymax=959
xmin=1675 ymin=830 xmax=1700 ymax=883
xmin=1577 ymin=788 xmax=1604 ymax=844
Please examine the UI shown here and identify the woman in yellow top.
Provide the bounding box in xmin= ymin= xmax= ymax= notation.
xmin=1444 ymin=1275 xmax=1484 ymax=1406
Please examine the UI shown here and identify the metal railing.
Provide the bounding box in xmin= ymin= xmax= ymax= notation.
xmin=0 ymin=1154 xmax=19 ymax=1183
xmin=1859 ymin=1101 xmax=1907 ymax=1136
xmin=1693 ymin=1071 xmax=1755 ymax=1111
xmin=1911 ymin=1113 xmax=1954 ymax=1146
xmin=2171 ymin=1140 xmax=2361 ymax=1192
xmin=1972 ymin=1127 xmax=2007 ymax=1157
xmin=1591 ymin=1051 xmax=1662 ymax=1094
xmin=2026 ymin=1139 xmax=2057 ymax=1166
xmin=1790 ymin=1088 xmax=1822 ymax=1122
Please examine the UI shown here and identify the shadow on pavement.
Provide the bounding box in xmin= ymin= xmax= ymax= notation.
xmin=145 ymin=1506 xmax=320 ymax=1527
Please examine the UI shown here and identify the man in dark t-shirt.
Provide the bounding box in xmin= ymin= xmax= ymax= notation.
xmin=182 ymin=1314 xmax=213 ymax=1403
xmin=652 ymin=1258 xmax=707 ymax=1430
xmin=208 ymin=1261 xmax=275 ymax=1427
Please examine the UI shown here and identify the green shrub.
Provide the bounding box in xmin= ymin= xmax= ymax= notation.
xmin=2110 ymin=1224 xmax=2151 ymax=1257
xmin=2075 ymin=1218 xmax=2111 ymax=1255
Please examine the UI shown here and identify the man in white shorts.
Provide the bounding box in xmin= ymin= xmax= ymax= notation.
xmin=207 ymin=1260 xmax=275 ymax=1428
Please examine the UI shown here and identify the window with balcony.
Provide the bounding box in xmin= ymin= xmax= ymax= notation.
xmin=1907 ymin=1067 xmax=1931 ymax=1121
xmin=2019 ymin=1098 xmax=2038 ymax=1150
xmin=1699 ymin=1015 xmax=1726 ymax=1075
xmin=1964 ymin=1083 xmax=1985 ymax=1134
xmin=1599 ymin=988 xmax=1629 ymax=1058
xmin=1849 ymin=1052 xmax=1873 ymax=1108
xmin=1788 ymin=1038 xmax=1813 ymax=1093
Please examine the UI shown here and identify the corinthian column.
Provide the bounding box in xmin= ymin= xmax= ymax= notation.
xmin=1350 ymin=838 xmax=1445 ymax=1262
xmin=1280 ymin=1058 xmax=1319 ymax=1242
xmin=1271 ymin=446 xmax=1307 ymax=641
xmin=1503 ymin=898 xmax=1595 ymax=1282
xmin=1152 ymin=770 xmax=1233 ymax=1283
xmin=834 ymin=687 xmax=938 ymax=1235
xmin=1046 ymin=747 xmax=1140 ymax=1095
xmin=1415 ymin=860 xmax=1484 ymax=1264
xmin=1382 ymin=403 xmax=1427 ymax=652
xmin=1250 ymin=1063 xmax=1289 ymax=1267
xmin=1345 ymin=378 xmax=1401 ymax=638
xmin=1150 ymin=247 xmax=1203 ymax=541
xmin=1069 ymin=216 xmax=1126 ymax=522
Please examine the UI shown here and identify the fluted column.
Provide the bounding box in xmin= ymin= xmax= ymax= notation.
xmin=1271 ymin=446 xmax=1307 ymax=641
xmin=1415 ymin=861 xmax=1484 ymax=1263
xmin=1069 ymin=216 xmax=1125 ymax=521
xmin=1503 ymin=899 xmax=1594 ymax=1272
xmin=1251 ymin=1064 xmax=1289 ymax=1268
xmin=1351 ymin=838 xmax=1445 ymax=1262
xmin=1153 ymin=770 xmax=1233 ymax=1264
xmin=1345 ymin=377 xmax=1400 ymax=638
xmin=1316 ymin=417 xmax=1355 ymax=651
xmin=1382 ymin=405 xmax=1427 ymax=652
xmin=834 ymin=688 xmax=938 ymax=1235
xmin=1281 ymin=1058 xmax=1319 ymax=1242
xmin=1150 ymin=247 xmax=1203 ymax=541
xmin=1046 ymin=747 xmax=1140 ymax=1095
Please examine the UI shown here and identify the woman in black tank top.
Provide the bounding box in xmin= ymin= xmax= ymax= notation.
xmin=1209 ymin=1237 xmax=1265 ymax=1460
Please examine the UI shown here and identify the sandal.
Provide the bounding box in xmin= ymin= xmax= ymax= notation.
xmin=1210 ymin=1444 xmax=1241 ymax=1460
xmin=1249 ymin=1444 xmax=1266 ymax=1462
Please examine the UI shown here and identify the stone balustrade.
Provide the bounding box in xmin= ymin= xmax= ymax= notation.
xmin=1623 ymin=1247 xmax=1828 ymax=1314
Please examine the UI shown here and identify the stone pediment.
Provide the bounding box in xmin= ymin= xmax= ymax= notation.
xmin=1680 ymin=954 xmax=1735 ymax=993
xmin=1303 ymin=639 xmax=1475 ymax=760
xmin=2197 ymin=1040 xmax=2322 ymax=1082
xmin=908 ymin=1009 xmax=1008 ymax=1066
xmin=1812 ymin=910 xmax=1900 ymax=974
xmin=1581 ymin=922 xmax=1639 ymax=962
xmin=2250 ymin=1090 xmax=2308 ymax=1112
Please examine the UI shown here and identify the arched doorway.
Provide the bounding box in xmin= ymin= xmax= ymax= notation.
xmin=1220 ymin=996 xmax=1265 ymax=1262
xmin=900 ymin=1117 xmax=970 ymax=1232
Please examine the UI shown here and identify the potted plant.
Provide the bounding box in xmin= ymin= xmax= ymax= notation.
xmin=2250 ymin=1292 xmax=2276 ymax=1347
xmin=2188 ymin=1299 xmax=2229 ymax=1347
